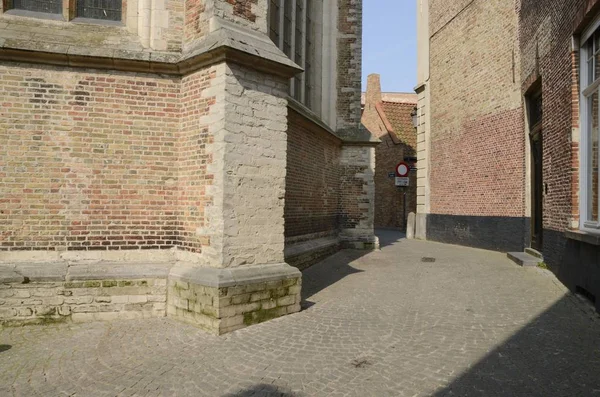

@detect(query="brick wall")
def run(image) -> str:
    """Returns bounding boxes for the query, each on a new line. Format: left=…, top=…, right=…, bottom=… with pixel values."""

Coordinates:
left=518, top=0, right=600, bottom=308
left=284, top=108, right=342, bottom=240
left=373, top=133, right=416, bottom=230
left=178, top=66, right=216, bottom=253
left=184, top=0, right=208, bottom=47
left=429, top=1, right=525, bottom=214
left=361, top=75, right=417, bottom=230
left=519, top=0, right=583, bottom=233
left=336, top=0, right=363, bottom=139
left=0, top=64, right=181, bottom=252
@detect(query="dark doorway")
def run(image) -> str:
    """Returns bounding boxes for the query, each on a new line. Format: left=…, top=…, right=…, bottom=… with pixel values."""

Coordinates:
left=528, top=89, right=543, bottom=251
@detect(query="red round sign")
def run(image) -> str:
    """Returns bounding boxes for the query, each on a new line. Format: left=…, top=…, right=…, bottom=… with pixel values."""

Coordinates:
left=396, top=162, right=410, bottom=177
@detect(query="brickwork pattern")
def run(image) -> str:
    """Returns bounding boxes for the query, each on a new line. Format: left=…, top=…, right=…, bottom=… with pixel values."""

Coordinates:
left=374, top=134, right=417, bottom=229
left=214, top=0, right=267, bottom=33
left=336, top=0, right=363, bottom=138
left=178, top=66, right=216, bottom=253
left=361, top=81, right=418, bottom=230
left=184, top=0, right=208, bottom=46
left=167, top=276, right=301, bottom=335
left=0, top=278, right=166, bottom=326
left=429, top=0, right=525, bottom=218
left=339, top=146, right=377, bottom=247
left=519, top=1, right=585, bottom=232
left=166, top=0, right=185, bottom=52
left=284, top=108, right=342, bottom=240
left=0, top=65, right=181, bottom=252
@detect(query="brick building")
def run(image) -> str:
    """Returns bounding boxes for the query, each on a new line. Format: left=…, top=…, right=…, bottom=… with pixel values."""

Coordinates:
left=417, top=0, right=600, bottom=312
left=0, top=0, right=378, bottom=333
left=361, top=74, right=417, bottom=230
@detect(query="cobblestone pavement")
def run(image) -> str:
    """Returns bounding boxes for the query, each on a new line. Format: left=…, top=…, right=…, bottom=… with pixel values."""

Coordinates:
left=2, top=230, right=600, bottom=396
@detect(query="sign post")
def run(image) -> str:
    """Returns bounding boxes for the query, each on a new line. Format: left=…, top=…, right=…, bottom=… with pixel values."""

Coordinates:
left=395, top=162, right=411, bottom=228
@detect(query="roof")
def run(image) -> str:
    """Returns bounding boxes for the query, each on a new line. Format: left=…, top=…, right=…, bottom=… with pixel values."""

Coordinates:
left=361, top=92, right=417, bottom=105
left=381, top=101, right=417, bottom=149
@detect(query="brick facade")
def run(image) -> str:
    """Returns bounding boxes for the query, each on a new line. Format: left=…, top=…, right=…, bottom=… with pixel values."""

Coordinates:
left=0, top=65, right=182, bottom=252
left=422, top=0, right=600, bottom=311
left=0, top=0, right=376, bottom=330
left=285, top=108, right=341, bottom=241
left=362, top=74, right=418, bottom=230
left=425, top=0, right=528, bottom=252
left=518, top=0, right=600, bottom=311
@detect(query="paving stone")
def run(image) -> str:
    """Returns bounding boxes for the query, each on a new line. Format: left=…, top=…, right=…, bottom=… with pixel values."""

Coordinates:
left=1, top=230, right=599, bottom=396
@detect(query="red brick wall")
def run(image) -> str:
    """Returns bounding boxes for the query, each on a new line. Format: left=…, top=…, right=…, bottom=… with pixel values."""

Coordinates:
left=178, top=67, right=215, bottom=253
left=429, top=0, right=525, bottom=218
left=184, top=0, right=207, bottom=46
left=0, top=64, right=182, bottom=251
left=519, top=0, right=586, bottom=232
left=374, top=134, right=416, bottom=229
left=284, top=109, right=341, bottom=240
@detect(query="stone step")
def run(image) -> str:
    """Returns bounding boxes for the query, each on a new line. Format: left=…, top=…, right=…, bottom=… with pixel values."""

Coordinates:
left=524, top=247, right=544, bottom=260
left=507, top=252, right=541, bottom=267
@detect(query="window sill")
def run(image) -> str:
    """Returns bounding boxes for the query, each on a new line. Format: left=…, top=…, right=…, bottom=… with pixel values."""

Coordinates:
left=4, top=9, right=64, bottom=21
left=71, top=17, right=123, bottom=27
left=565, top=230, right=600, bottom=246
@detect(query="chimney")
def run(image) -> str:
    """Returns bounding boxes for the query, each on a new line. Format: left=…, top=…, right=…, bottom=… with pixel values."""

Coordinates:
left=365, top=74, right=383, bottom=110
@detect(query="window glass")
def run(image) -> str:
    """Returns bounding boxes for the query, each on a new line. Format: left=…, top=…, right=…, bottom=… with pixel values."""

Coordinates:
left=77, top=0, right=122, bottom=21
left=13, top=0, right=61, bottom=14
left=268, top=0, right=318, bottom=111
left=269, top=0, right=280, bottom=45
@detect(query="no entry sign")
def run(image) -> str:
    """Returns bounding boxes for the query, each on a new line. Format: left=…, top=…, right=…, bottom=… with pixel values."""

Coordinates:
left=396, top=162, right=410, bottom=177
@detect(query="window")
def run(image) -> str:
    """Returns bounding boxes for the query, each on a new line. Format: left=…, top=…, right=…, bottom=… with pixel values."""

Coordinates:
left=77, top=0, right=122, bottom=21
left=12, top=0, right=62, bottom=14
left=581, top=27, right=600, bottom=229
left=268, top=0, right=319, bottom=111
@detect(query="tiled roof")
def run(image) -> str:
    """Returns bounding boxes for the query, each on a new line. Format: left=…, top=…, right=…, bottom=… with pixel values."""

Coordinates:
left=361, top=92, right=417, bottom=105
left=377, top=101, right=417, bottom=149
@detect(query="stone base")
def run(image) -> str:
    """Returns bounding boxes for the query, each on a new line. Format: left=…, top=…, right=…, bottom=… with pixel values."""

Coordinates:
left=0, top=262, right=170, bottom=327
left=284, top=235, right=341, bottom=270
left=415, top=213, right=427, bottom=240
left=0, top=261, right=302, bottom=334
left=167, top=263, right=302, bottom=335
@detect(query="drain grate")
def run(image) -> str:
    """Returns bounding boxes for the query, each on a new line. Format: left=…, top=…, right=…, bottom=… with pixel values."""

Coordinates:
left=351, top=358, right=373, bottom=368
left=421, top=257, right=436, bottom=263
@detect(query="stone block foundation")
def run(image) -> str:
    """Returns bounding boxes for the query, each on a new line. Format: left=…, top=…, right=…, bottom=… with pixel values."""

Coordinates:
left=0, top=262, right=301, bottom=334
left=167, top=263, right=301, bottom=335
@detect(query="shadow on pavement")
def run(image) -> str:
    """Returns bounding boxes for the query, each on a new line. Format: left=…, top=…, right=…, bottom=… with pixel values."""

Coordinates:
left=222, top=384, right=302, bottom=396
left=299, top=230, right=404, bottom=308
left=376, top=229, right=406, bottom=248
left=433, top=294, right=600, bottom=396
left=0, top=345, right=10, bottom=353
left=301, top=250, right=366, bottom=306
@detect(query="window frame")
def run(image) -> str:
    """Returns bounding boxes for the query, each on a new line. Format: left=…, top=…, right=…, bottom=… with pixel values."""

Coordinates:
left=3, top=0, right=125, bottom=23
left=268, top=0, right=325, bottom=115
left=580, top=25, right=600, bottom=232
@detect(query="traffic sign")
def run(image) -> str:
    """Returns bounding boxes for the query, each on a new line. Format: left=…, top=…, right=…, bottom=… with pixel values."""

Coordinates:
left=395, top=177, right=409, bottom=187
left=396, top=162, right=410, bottom=177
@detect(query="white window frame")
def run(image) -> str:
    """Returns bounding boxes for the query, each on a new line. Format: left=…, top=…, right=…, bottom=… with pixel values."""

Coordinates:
left=580, top=23, right=600, bottom=232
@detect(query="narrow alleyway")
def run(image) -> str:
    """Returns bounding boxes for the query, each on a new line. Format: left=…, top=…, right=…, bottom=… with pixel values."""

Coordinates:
left=1, top=231, right=599, bottom=396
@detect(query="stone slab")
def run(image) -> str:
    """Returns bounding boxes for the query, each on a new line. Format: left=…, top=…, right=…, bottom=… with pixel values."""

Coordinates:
left=169, top=263, right=301, bottom=288
left=507, top=252, right=541, bottom=267
left=67, top=262, right=173, bottom=281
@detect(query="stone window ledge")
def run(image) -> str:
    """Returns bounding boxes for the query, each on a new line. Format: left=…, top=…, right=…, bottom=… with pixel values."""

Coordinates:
left=565, top=230, right=600, bottom=246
